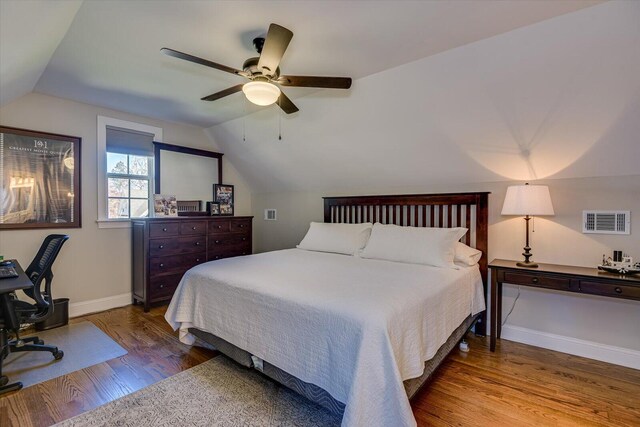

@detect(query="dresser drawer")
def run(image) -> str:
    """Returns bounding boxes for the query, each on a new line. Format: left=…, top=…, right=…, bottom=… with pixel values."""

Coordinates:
left=208, top=245, right=251, bottom=261
left=149, top=236, right=206, bottom=257
left=208, top=220, right=231, bottom=234
left=209, top=234, right=250, bottom=247
left=149, top=222, right=180, bottom=238
left=149, top=252, right=206, bottom=277
left=578, top=281, right=640, bottom=300
left=180, top=221, right=207, bottom=235
left=230, top=218, right=251, bottom=233
left=149, top=273, right=183, bottom=300
left=502, top=272, right=571, bottom=291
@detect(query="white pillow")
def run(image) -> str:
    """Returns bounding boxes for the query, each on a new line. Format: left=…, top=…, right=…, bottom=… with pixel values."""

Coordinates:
left=454, top=242, right=482, bottom=266
left=360, top=223, right=468, bottom=268
left=297, top=222, right=373, bottom=255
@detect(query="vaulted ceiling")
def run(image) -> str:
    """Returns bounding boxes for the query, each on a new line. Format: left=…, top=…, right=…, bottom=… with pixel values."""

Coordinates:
left=1, top=0, right=601, bottom=127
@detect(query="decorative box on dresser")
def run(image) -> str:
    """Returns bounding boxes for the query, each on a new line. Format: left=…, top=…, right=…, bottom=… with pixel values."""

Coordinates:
left=132, top=216, right=253, bottom=311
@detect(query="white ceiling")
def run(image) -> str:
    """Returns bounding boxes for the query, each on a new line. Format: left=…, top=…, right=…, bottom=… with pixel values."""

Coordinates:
left=2, top=0, right=601, bottom=127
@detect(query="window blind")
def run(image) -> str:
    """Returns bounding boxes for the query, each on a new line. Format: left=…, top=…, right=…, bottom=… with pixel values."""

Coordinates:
left=106, top=126, right=155, bottom=156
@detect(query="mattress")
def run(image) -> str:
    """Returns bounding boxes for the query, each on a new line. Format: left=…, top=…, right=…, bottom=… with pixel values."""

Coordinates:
left=165, top=248, right=485, bottom=427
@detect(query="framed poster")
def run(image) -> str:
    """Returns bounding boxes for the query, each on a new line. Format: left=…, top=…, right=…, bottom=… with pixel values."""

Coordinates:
left=213, top=184, right=234, bottom=216
left=0, top=126, right=81, bottom=230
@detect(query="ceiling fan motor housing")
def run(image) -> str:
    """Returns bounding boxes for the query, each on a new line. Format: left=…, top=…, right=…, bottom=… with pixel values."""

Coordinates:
left=243, top=56, right=279, bottom=79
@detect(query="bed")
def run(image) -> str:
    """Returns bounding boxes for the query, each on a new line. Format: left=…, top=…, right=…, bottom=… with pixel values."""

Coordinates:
left=166, top=192, right=489, bottom=427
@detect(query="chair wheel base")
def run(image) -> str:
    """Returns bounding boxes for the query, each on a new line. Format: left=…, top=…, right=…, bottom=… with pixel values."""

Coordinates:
left=0, top=381, right=23, bottom=396
left=53, top=349, right=64, bottom=360
left=0, top=375, right=8, bottom=387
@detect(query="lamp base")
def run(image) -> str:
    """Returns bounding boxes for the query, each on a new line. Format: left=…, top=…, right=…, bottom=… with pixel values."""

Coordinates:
left=516, top=260, right=539, bottom=268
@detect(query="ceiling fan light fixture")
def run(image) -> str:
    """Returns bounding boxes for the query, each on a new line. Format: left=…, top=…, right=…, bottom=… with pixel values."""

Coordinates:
left=242, top=81, right=281, bottom=106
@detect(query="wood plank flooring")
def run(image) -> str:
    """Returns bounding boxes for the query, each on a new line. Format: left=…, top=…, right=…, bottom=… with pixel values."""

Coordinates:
left=1, top=304, right=638, bottom=426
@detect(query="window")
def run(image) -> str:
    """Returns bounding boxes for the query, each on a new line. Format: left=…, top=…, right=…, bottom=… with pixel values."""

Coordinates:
left=106, top=153, right=152, bottom=219
left=97, top=116, right=162, bottom=227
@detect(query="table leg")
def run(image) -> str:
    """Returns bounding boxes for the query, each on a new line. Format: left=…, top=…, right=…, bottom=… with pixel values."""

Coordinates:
left=497, top=281, right=503, bottom=339
left=490, top=272, right=498, bottom=351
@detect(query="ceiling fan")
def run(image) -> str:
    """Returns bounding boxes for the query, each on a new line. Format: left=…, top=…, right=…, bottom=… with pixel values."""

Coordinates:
left=161, top=23, right=352, bottom=114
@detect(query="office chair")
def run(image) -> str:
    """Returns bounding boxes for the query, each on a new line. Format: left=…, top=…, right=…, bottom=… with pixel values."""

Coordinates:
left=0, top=234, right=69, bottom=395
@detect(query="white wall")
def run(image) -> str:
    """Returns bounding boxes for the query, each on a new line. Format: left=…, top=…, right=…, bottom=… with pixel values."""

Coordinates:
left=207, top=2, right=640, bottom=367
left=0, top=92, right=252, bottom=314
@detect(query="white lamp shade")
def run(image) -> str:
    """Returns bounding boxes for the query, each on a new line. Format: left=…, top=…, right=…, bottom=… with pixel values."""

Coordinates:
left=242, top=81, right=281, bottom=106
left=501, top=184, right=554, bottom=216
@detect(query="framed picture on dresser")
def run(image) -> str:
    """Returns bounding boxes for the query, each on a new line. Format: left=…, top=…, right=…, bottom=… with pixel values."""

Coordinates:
left=213, top=184, right=234, bottom=216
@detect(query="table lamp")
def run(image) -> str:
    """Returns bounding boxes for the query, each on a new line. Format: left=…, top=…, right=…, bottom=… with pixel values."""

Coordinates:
left=501, top=183, right=554, bottom=268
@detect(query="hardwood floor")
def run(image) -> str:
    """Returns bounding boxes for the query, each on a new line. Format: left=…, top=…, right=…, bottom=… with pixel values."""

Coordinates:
left=1, top=305, right=639, bottom=426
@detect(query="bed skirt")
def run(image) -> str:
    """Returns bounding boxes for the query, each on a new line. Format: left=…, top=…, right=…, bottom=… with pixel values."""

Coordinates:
left=189, top=313, right=479, bottom=417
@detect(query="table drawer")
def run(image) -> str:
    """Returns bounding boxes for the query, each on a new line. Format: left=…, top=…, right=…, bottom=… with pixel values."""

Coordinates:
left=230, top=218, right=251, bottom=233
left=503, top=272, right=571, bottom=290
left=149, top=222, right=180, bottom=238
left=180, top=221, right=207, bottom=235
left=208, top=219, right=231, bottom=234
left=579, top=281, right=640, bottom=300
left=149, top=236, right=206, bottom=257
left=149, top=273, right=183, bottom=299
left=149, top=252, right=206, bottom=277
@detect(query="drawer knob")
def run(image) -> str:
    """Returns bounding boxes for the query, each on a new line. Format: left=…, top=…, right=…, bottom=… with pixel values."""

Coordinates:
left=215, top=240, right=220, bottom=244
left=196, top=258, right=201, bottom=262
left=239, top=224, right=245, bottom=228
left=195, top=242, right=201, bottom=246
left=192, top=226, right=197, bottom=230
left=215, top=255, right=220, bottom=259
left=242, top=237, right=246, bottom=241
left=615, top=287, right=622, bottom=294
left=532, top=277, right=539, bottom=284
left=162, top=228, right=167, bottom=232
left=159, top=263, right=164, bottom=268
left=159, top=245, right=164, bottom=249
left=217, top=225, right=222, bottom=229
left=159, top=284, right=164, bottom=289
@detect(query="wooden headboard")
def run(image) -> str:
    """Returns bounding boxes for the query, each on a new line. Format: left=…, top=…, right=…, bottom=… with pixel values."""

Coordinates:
left=323, top=192, right=490, bottom=335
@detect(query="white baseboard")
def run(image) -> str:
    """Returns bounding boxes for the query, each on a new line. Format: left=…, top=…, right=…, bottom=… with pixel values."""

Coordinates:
left=69, top=293, right=132, bottom=318
left=501, top=325, right=640, bottom=370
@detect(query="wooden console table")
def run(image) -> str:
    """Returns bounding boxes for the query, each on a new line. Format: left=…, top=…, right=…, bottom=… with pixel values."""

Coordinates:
left=488, top=259, right=640, bottom=351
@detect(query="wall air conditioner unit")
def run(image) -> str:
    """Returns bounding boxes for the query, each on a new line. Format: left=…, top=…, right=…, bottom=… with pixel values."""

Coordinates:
left=582, top=210, right=630, bottom=235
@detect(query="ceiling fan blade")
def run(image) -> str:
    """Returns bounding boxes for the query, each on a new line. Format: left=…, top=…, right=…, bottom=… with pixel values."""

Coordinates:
left=278, top=91, right=299, bottom=114
left=201, top=84, right=244, bottom=101
left=277, top=75, right=352, bottom=89
left=257, top=24, right=293, bottom=77
left=161, top=47, right=247, bottom=77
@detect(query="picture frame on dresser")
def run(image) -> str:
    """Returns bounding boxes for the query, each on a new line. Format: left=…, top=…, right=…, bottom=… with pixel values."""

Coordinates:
left=213, top=184, right=234, bottom=216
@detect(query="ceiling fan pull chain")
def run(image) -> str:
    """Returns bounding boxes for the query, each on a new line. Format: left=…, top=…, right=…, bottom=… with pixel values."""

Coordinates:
left=278, top=99, right=282, bottom=141
left=243, top=97, right=247, bottom=142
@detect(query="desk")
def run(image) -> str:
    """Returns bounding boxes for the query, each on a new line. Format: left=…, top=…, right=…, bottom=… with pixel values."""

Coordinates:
left=488, top=259, right=640, bottom=352
left=0, top=260, right=33, bottom=332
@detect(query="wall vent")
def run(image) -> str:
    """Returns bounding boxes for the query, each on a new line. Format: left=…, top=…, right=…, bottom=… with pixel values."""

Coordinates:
left=582, top=210, right=630, bottom=235
left=264, top=209, right=277, bottom=221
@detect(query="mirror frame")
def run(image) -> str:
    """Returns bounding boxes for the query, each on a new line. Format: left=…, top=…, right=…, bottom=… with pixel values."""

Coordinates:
left=153, top=142, right=223, bottom=195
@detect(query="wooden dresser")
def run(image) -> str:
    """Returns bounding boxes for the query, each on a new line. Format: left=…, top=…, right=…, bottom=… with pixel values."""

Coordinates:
left=132, top=216, right=253, bottom=311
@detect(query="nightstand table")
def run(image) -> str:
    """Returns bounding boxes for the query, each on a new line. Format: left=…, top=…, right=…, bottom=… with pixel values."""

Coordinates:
left=488, top=259, right=640, bottom=351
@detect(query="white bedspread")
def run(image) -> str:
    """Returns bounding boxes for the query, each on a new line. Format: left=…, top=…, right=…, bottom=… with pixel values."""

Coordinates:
left=165, top=249, right=485, bottom=427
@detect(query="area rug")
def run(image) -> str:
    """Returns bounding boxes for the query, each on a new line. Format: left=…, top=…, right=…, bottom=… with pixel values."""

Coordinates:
left=54, top=355, right=342, bottom=427
left=4, top=321, right=127, bottom=388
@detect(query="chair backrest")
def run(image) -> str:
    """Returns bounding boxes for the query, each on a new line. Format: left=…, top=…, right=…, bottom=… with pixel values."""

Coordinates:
left=24, top=234, right=69, bottom=308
